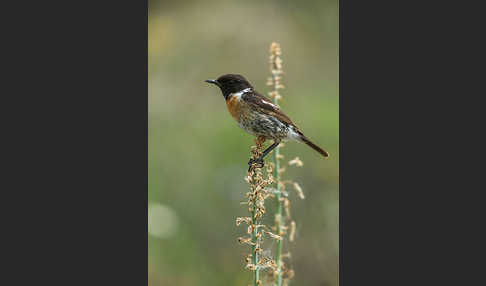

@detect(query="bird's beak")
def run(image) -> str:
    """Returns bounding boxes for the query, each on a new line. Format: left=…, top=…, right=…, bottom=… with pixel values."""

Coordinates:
left=205, top=79, right=220, bottom=87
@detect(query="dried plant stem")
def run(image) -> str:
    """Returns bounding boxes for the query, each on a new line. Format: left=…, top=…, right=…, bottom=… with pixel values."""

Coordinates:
left=249, top=164, right=260, bottom=286
left=274, top=146, right=283, bottom=286
left=251, top=201, right=260, bottom=286
left=242, top=137, right=270, bottom=286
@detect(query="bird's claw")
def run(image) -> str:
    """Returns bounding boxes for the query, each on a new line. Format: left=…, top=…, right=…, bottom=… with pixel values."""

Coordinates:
left=248, top=158, right=265, bottom=171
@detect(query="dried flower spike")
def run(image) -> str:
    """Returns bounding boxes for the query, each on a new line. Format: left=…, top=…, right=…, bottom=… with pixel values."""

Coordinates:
left=288, top=156, right=304, bottom=167
left=293, top=182, right=305, bottom=199
left=266, top=231, right=283, bottom=241
left=289, top=221, right=296, bottom=242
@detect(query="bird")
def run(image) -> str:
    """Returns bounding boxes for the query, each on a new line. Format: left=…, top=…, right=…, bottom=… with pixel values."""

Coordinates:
left=205, top=74, right=328, bottom=169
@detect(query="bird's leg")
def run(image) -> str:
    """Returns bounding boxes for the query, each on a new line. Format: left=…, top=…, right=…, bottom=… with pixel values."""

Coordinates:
left=248, top=140, right=281, bottom=170
left=260, top=140, right=281, bottom=160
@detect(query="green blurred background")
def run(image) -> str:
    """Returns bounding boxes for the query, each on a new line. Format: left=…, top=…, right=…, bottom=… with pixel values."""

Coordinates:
left=148, top=0, right=338, bottom=285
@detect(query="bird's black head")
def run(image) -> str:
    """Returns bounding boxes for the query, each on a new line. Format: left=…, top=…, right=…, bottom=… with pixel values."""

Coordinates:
left=205, top=74, right=253, bottom=99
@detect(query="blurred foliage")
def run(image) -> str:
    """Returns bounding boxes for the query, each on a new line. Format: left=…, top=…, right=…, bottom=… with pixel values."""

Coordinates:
left=148, top=0, right=338, bottom=285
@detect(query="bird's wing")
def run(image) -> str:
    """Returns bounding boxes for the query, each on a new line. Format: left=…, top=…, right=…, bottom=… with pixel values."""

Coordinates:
left=242, top=90, right=299, bottom=129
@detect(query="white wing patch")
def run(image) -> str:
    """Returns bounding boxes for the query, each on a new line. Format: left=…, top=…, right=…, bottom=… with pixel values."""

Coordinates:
left=233, top=88, right=280, bottom=110
left=260, top=100, right=279, bottom=109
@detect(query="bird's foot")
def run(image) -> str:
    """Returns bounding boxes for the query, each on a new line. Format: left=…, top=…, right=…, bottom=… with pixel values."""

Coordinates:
left=248, top=157, right=265, bottom=172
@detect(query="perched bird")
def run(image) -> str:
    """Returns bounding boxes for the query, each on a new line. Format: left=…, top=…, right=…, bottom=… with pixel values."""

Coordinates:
left=205, top=74, right=328, bottom=168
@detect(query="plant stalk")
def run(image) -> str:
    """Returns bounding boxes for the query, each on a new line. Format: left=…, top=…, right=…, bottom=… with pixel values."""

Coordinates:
left=249, top=166, right=260, bottom=286
left=273, top=89, right=283, bottom=286
left=252, top=202, right=260, bottom=286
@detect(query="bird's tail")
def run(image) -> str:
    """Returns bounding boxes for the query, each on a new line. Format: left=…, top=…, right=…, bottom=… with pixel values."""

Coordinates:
left=300, top=135, right=329, bottom=158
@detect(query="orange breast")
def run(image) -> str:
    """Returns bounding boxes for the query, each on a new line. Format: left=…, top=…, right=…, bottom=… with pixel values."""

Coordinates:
left=226, top=96, right=241, bottom=121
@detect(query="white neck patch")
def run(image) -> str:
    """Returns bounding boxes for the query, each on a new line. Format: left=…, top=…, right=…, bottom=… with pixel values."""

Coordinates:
left=230, top=88, right=252, bottom=99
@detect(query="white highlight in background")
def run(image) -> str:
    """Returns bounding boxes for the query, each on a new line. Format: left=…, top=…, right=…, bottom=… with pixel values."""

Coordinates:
left=148, top=202, right=178, bottom=239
